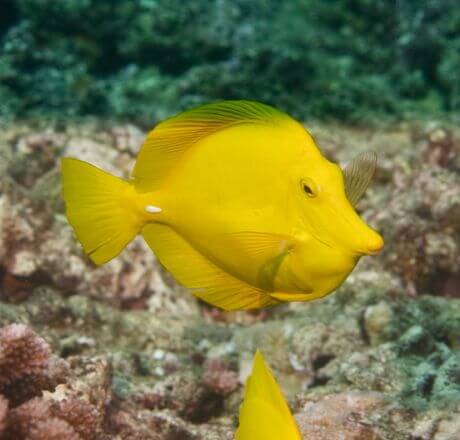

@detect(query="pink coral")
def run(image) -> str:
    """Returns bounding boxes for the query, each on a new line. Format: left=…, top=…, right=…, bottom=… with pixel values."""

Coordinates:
left=6, top=398, right=79, bottom=440
left=27, top=418, right=82, bottom=440
left=53, top=398, right=99, bottom=440
left=0, top=324, right=65, bottom=406
left=0, top=323, right=102, bottom=439
left=0, top=323, right=51, bottom=387
left=4, top=396, right=99, bottom=440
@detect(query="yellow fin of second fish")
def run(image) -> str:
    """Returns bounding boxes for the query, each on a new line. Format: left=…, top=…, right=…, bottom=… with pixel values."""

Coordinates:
left=236, top=350, right=302, bottom=440
left=141, top=224, right=280, bottom=310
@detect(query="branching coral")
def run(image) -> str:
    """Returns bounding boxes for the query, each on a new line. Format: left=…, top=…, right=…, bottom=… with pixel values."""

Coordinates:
left=0, top=324, right=100, bottom=439
left=5, top=397, right=98, bottom=440
left=6, top=399, right=61, bottom=439
left=0, top=323, right=51, bottom=386
left=52, top=397, right=99, bottom=440
left=0, top=323, right=65, bottom=407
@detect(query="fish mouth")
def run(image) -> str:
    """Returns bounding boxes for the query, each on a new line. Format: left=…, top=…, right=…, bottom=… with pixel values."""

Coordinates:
left=329, top=205, right=384, bottom=256
left=351, top=238, right=384, bottom=256
left=353, top=249, right=373, bottom=257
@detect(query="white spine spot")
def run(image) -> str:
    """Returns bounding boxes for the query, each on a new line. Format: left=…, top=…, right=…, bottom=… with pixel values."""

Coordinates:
left=145, top=205, right=162, bottom=214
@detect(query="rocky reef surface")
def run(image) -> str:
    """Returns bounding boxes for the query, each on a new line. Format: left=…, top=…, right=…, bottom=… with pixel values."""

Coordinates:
left=0, top=119, right=459, bottom=439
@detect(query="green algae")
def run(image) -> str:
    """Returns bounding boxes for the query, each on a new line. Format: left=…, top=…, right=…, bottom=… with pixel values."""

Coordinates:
left=1, top=0, right=460, bottom=122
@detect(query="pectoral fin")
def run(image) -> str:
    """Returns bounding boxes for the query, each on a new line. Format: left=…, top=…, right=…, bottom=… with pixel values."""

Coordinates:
left=214, top=231, right=297, bottom=291
left=257, top=252, right=291, bottom=292
left=343, top=151, right=377, bottom=206
left=215, top=231, right=296, bottom=261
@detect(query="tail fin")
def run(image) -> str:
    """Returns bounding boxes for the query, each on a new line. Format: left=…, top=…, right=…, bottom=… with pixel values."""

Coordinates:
left=61, top=158, right=143, bottom=265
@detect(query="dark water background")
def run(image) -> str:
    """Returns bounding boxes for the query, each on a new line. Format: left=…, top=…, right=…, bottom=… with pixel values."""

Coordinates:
left=1, top=0, right=459, bottom=124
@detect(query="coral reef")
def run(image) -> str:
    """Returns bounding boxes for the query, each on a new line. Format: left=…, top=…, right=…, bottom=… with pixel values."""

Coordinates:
left=1, top=0, right=460, bottom=122
left=0, top=120, right=459, bottom=438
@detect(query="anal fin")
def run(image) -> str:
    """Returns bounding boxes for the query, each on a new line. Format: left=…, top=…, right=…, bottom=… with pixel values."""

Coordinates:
left=142, top=224, right=280, bottom=311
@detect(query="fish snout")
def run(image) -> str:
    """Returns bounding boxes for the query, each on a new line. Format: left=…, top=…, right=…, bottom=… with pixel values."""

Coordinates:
left=365, top=232, right=384, bottom=255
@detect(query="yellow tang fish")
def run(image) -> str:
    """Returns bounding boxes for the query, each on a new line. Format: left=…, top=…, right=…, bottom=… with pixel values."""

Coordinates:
left=61, top=100, right=383, bottom=310
left=236, top=350, right=301, bottom=440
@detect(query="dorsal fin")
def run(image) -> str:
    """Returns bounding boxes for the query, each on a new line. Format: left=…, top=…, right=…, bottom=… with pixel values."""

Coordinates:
left=132, top=100, right=290, bottom=191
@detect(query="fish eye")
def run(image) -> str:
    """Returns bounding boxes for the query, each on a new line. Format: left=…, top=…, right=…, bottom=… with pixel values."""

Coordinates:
left=303, top=184, right=314, bottom=196
left=300, top=178, right=318, bottom=198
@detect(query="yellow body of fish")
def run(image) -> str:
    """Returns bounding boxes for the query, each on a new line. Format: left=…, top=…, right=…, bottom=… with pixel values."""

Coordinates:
left=236, top=350, right=301, bottom=439
left=62, top=100, right=383, bottom=310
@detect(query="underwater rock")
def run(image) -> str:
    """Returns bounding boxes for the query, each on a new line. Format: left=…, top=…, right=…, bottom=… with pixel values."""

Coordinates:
left=434, top=416, right=460, bottom=440
left=363, top=302, right=393, bottom=346
left=423, top=127, right=460, bottom=170
left=378, top=163, right=460, bottom=297
left=202, top=358, right=239, bottom=396
left=0, top=394, right=7, bottom=435
left=296, top=391, right=386, bottom=440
